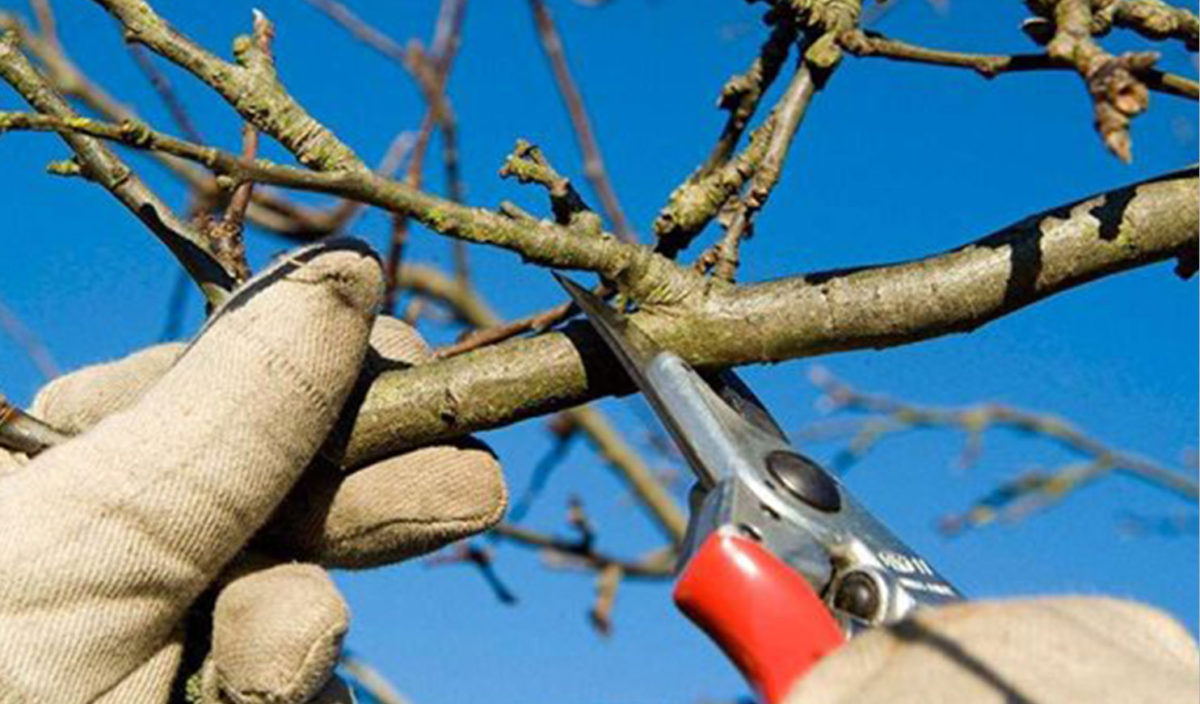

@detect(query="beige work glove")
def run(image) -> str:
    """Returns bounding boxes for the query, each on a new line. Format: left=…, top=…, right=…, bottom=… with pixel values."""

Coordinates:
left=0, top=240, right=507, bottom=703
left=784, top=596, right=1200, bottom=703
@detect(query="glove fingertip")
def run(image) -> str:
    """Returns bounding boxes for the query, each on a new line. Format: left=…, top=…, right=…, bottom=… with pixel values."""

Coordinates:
left=210, top=561, right=349, bottom=704
left=29, top=343, right=185, bottom=433
left=367, top=315, right=433, bottom=367
left=267, top=440, right=508, bottom=569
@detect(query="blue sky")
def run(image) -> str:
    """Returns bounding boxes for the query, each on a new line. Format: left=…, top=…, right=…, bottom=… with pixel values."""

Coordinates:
left=0, top=1, right=1196, bottom=702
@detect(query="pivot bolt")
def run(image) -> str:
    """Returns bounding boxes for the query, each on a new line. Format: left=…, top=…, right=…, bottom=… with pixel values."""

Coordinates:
left=833, top=571, right=881, bottom=622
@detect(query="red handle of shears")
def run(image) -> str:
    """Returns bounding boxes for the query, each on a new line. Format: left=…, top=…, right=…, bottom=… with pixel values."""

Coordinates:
left=673, top=531, right=845, bottom=704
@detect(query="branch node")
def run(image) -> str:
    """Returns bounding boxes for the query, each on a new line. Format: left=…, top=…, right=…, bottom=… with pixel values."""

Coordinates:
left=499, top=139, right=599, bottom=235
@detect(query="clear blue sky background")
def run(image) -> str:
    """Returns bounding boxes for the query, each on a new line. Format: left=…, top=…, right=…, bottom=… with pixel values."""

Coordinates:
left=0, top=1, right=1196, bottom=702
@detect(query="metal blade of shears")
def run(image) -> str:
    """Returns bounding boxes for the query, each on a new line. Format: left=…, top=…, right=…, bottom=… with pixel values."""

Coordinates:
left=554, top=273, right=754, bottom=490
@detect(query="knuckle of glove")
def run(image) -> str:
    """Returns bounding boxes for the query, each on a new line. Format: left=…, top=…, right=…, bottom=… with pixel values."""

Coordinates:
left=262, top=438, right=508, bottom=569
left=207, top=562, right=349, bottom=704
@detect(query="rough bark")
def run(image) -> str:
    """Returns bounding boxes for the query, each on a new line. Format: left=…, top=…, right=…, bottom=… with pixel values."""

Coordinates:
left=341, top=168, right=1198, bottom=466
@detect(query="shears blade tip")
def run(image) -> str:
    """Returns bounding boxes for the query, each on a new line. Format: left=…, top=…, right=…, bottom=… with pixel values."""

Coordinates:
left=552, top=272, right=663, bottom=378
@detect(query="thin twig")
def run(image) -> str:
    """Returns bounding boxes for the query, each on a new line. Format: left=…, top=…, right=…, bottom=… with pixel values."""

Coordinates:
left=528, top=0, right=635, bottom=242
left=300, top=0, right=408, bottom=63
left=210, top=11, right=275, bottom=283
left=425, top=542, right=518, bottom=604
left=0, top=297, right=59, bottom=380
left=700, top=14, right=798, bottom=177
left=840, top=29, right=1198, bottom=100
left=28, top=0, right=58, bottom=50
left=0, top=35, right=235, bottom=304
left=588, top=562, right=623, bottom=636
left=381, top=0, right=469, bottom=313
left=126, top=44, right=206, bottom=144
left=339, top=653, right=412, bottom=704
left=96, top=0, right=365, bottom=171
left=700, top=60, right=819, bottom=280
left=492, top=524, right=673, bottom=579
left=808, top=367, right=1200, bottom=501
left=437, top=301, right=574, bottom=358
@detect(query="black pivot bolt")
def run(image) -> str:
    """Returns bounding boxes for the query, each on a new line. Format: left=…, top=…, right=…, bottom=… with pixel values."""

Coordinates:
left=833, top=571, right=881, bottom=622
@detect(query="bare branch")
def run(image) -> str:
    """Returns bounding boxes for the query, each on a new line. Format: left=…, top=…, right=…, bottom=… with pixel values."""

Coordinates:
left=492, top=524, right=673, bottom=579
left=940, top=460, right=1112, bottom=534
left=0, top=297, right=59, bottom=380
left=93, top=0, right=366, bottom=171
left=1029, top=0, right=1159, bottom=162
left=1099, top=0, right=1199, bottom=50
left=655, top=34, right=823, bottom=260
left=208, top=11, right=277, bottom=283
left=704, top=61, right=819, bottom=281
left=840, top=30, right=1198, bottom=100
left=808, top=368, right=1200, bottom=501
left=29, top=0, right=59, bottom=49
left=588, top=563, right=623, bottom=635
left=528, top=0, right=635, bottom=242
left=380, top=0, right=469, bottom=313
left=702, top=13, right=798, bottom=176
left=0, top=11, right=352, bottom=241
left=0, top=77, right=1192, bottom=476
left=343, top=168, right=1198, bottom=464
left=339, top=653, right=412, bottom=704
left=126, top=44, right=205, bottom=144
left=0, top=34, right=235, bottom=304
left=394, top=265, right=688, bottom=542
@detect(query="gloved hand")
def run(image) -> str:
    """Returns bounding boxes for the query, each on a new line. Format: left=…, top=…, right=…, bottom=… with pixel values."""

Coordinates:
left=783, top=596, right=1200, bottom=703
left=0, top=240, right=507, bottom=703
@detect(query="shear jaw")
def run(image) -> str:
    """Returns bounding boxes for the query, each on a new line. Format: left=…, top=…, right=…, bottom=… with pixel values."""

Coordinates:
left=550, top=272, right=961, bottom=634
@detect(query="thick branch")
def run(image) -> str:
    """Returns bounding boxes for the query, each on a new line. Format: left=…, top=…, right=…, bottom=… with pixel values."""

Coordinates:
left=343, top=168, right=1198, bottom=465
left=702, top=15, right=797, bottom=175
left=395, top=265, right=687, bottom=542
left=5, top=112, right=1192, bottom=468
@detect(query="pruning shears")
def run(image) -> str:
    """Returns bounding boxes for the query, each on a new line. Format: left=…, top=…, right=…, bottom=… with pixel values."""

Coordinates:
left=554, top=274, right=963, bottom=704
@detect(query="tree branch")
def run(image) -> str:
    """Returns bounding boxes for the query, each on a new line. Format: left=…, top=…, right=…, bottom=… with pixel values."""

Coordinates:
left=840, top=29, right=1198, bottom=100
left=93, top=0, right=366, bottom=172
left=492, top=524, right=672, bottom=579
left=0, top=10, right=353, bottom=242
left=527, top=0, right=635, bottom=242
left=2, top=109, right=1192, bottom=472
left=394, top=265, right=687, bottom=543
left=1028, top=0, right=1161, bottom=161
left=808, top=368, right=1200, bottom=501
left=1099, top=0, right=1199, bottom=51
left=0, top=34, right=235, bottom=304
left=343, top=167, right=1198, bottom=465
